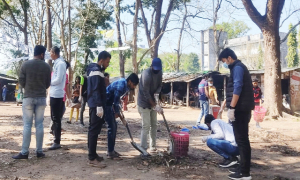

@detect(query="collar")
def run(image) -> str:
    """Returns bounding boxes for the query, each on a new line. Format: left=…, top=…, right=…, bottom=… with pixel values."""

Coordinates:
left=53, top=57, right=64, bottom=64
left=228, top=60, right=241, bottom=70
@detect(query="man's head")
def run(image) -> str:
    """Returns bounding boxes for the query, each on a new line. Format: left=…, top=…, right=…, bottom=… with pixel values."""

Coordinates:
left=98, top=51, right=111, bottom=70
left=50, top=46, right=60, bottom=60
left=208, top=78, right=213, bottom=86
left=218, top=48, right=237, bottom=68
left=204, top=114, right=215, bottom=130
left=252, top=78, right=258, bottom=87
left=151, top=58, right=162, bottom=74
left=203, top=74, right=208, bottom=80
left=127, top=73, right=139, bottom=90
left=75, top=76, right=81, bottom=84
left=34, top=45, right=46, bottom=60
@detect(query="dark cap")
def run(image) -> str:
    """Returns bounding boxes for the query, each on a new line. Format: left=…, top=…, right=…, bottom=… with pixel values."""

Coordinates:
left=208, top=78, right=213, bottom=82
left=252, top=78, right=258, bottom=82
left=151, top=58, right=162, bottom=71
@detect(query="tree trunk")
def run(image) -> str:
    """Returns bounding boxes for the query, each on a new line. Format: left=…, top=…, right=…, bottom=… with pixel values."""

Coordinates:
left=133, top=0, right=140, bottom=104
left=262, top=28, right=283, bottom=117
left=176, top=2, right=187, bottom=72
left=23, top=0, right=28, bottom=45
left=115, top=0, right=125, bottom=77
left=68, top=0, right=72, bottom=89
left=46, top=0, right=52, bottom=52
left=84, top=48, right=90, bottom=66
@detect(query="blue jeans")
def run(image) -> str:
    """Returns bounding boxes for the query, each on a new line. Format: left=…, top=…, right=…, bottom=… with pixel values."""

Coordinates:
left=104, top=106, right=117, bottom=153
left=197, top=100, right=208, bottom=124
left=207, top=138, right=239, bottom=159
left=2, top=92, right=6, bottom=101
left=21, top=97, right=46, bottom=155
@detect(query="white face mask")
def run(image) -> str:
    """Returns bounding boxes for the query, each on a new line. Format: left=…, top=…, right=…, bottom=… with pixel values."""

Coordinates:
left=208, top=83, right=213, bottom=86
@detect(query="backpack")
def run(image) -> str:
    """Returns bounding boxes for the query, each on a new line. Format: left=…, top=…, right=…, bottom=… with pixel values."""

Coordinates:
left=80, top=75, right=88, bottom=98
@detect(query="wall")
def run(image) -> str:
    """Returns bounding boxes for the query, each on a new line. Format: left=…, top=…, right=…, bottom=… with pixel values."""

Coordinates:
left=290, top=70, right=300, bottom=112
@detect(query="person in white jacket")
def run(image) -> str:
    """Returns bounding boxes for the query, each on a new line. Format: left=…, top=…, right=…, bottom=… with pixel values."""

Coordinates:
left=202, top=114, right=239, bottom=168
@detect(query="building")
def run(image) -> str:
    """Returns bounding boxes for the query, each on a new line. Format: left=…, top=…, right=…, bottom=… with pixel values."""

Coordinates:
left=227, top=32, right=288, bottom=68
left=200, top=29, right=227, bottom=71
left=200, top=29, right=288, bottom=71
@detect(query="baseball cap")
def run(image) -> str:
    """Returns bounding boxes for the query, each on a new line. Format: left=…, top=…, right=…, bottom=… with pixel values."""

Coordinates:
left=151, top=58, right=162, bottom=71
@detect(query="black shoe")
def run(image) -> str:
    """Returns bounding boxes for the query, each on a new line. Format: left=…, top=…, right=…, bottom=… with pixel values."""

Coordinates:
left=37, top=152, right=45, bottom=158
left=229, top=166, right=240, bottom=174
left=228, top=172, right=252, bottom=180
left=219, top=157, right=238, bottom=168
left=49, top=143, right=61, bottom=150
left=96, top=155, right=104, bottom=162
left=12, top=153, right=28, bottom=160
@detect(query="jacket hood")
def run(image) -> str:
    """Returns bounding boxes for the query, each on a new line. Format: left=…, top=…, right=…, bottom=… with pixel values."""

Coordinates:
left=87, top=63, right=101, bottom=76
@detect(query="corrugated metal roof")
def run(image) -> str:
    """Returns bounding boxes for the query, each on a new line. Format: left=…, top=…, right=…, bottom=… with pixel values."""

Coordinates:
left=249, top=67, right=300, bottom=75
left=162, top=71, right=223, bottom=83
left=0, top=74, right=17, bottom=81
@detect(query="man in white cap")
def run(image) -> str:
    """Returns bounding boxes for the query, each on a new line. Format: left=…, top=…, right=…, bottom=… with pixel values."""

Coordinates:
left=138, top=58, right=163, bottom=157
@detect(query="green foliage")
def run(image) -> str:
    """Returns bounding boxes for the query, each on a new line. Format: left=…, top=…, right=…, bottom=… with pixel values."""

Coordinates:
left=286, top=23, right=299, bottom=67
left=180, top=53, right=200, bottom=73
left=5, top=50, right=27, bottom=78
left=257, top=43, right=264, bottom=69
left=212, top=20, right=251, bottom=39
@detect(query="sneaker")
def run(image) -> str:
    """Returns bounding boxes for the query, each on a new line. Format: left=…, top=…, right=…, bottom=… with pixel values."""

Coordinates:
left=140, top=153, right=151, bottom=160
left=95, top=155, right=104, bottom=162
left=88, top=159, right=106, bottom=168
left=37, top=152, right=45, bottom=158
left=12, top=153, right=28, bottom=160
left=228, top=172, right=252, bottom=180
left=229, top=166, right=240, bottom=174
left=66, top=121, right=71, bottom=124
left=107, top=151, right=123, bottom=160
left=49, top=143, right=61, bottom=150
left=219, top=157, right=238, bottom=168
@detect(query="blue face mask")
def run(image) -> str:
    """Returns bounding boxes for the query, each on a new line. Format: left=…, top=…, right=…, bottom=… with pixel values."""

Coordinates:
left=223, top=62, right=229, bottom=69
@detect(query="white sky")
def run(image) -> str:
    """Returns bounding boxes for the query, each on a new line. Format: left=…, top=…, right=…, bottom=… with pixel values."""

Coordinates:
left=1, top=0, right=300, bottom=74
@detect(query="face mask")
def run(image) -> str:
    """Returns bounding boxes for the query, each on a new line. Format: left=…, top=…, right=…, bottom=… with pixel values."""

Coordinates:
left=152, top=70, right=160, bottom=74
left=223, top=62, right=229, bottom=69
left=208, top=83, right=213, bottom=86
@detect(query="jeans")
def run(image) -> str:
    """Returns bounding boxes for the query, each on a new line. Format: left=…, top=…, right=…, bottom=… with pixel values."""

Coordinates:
left=88, top=107, right=105, bottom=160
left=105, top=106, right=117, bottom=153
left=232, top=110, right=252, bottom=175
left=197, top=100, right=209, bottom=124
left=80, top=96, right=87, bottom=125
left=207, top=138, right=239, bottom=159
left=138, top=106, right=157, bottom=150
left=50, top=97, right=64, bottom=144
left=2, top=92, right=6, bottom=101
left=21, top=97, right=46, bottom=155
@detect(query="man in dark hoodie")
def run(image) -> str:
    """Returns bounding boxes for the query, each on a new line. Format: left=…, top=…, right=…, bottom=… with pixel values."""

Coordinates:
left=86, top=51, right=111, bottom=168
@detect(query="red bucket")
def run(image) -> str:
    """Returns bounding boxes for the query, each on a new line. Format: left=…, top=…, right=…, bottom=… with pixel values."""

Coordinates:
left=253, top=106, right=267, bottom=122
left=171, top=132, right=189, bottom=157
left=210, top=105, right=221, bottom=119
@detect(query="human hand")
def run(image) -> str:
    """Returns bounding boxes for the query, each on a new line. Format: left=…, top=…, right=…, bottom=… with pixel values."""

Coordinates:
left=227, top=109, right=235, bottom=122
left=154, top=105, right=163, bottom=114
left=47, top=96, right=50, bottom=106
left=79, top=96, right=82, bottom=103
left=202, top=136, right=208, bottom=143
left=96, top=106, right=104, bottom=118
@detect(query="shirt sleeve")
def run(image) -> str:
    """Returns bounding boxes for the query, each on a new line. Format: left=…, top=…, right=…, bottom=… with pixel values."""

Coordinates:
left=113, top=82, right=126, bottom=114
left=19, top=63, right=26, bottom=88
left=141, top=72, right=152, bottom=101
left=155, top=72, right=163, bottom=94
left=207, top=122, right=225, bottom=140
left=51, top=62, right=66, bottom=86
left=232, top=66, right=244, bottom=96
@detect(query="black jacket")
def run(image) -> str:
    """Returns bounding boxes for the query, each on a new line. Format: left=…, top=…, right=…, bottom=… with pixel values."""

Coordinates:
left=86, top=63, right=106, bottom=108
left=226, top=60, right=254, bottom=111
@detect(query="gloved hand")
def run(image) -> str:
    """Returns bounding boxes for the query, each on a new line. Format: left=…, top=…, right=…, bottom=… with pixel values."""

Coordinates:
left=96, top=106, right=104, bottom=118
left=79, top=96, right=82, bottom=103
left=227, top=109, right=235, bottom=122
left=66, top=98, right=71, bottom=107
left=202, top=136, right=208, bottom=143
left=154, top=105, right=163, bottom=114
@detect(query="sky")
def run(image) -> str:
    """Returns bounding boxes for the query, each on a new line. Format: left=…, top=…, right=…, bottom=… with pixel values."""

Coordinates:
left=1, top=0, right=300, bottom=74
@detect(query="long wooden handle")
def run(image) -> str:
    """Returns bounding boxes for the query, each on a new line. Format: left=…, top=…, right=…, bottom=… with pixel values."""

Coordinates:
left=162, top=113, right=171, bottom=134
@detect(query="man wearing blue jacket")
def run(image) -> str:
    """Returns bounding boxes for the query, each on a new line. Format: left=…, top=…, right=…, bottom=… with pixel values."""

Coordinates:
left=86, top=51, right=111, bottom=168
left=105, top=73, right=139, bottom=160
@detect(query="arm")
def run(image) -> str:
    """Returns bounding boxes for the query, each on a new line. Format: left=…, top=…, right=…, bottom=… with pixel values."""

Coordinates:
left=19, top=63, right=26, bottom=88
left=45, top=67, right=51, bottom=89
left=205, top=85, right=209, bottom=97
left=207, top=122, right=225, bottom=140
left=213, top=87, right=219, bottom=103
left=230, top=66, right=244, bottom=108
left=155, top=71, right=163, bottom=94
left=51, top=62, right=66, bottom=86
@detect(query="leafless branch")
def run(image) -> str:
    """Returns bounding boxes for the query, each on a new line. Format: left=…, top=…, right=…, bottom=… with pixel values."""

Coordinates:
left=280, top=8, right=300, bottom=27
left=224, top=0, right=244, bottom=10
left=280, top=21, right=300, bottom=44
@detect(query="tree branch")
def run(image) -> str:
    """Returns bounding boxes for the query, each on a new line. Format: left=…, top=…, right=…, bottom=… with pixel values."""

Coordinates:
left=280, top=8, right=300, bottom=27
left=139, top=2, right=151, bottom=46
left=1, top=0, right=25, bottom=32
left=241, top=0, right=265, bottom=29
left=224, top=0, right=244, bottom=10
left=280, top=21, right=300, bottom=44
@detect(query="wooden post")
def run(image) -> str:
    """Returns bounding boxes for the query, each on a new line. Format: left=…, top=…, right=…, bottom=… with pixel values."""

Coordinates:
left=186, top=82, right=190, bottom=107
left=170, top=82, right=173, bottom=105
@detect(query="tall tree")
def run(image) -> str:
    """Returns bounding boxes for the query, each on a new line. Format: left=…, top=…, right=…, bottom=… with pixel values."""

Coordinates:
left=176, top=1, right=187, bottom=72
left=286, top=23, right=299, bottom=67
left=115, top=0, right=125, bottom=77
left=139, top=0, right=176, bottom=58
left=242, top=0, right=285, bottom=117
left=213, top=20, right=251, bottom=39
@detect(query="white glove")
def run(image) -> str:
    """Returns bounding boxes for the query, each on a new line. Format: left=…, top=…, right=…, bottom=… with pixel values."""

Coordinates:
left=227, top=109, right=235, bottom=122
left=202, top=136, right=208, bottom=143
left=96, top=106, right=104, bottom=118
left=47, top=96, right=50, bottom=106
left=79, top=96, right=82, bottom=103
left=154, top=105, right=163, bottom=114
left=66, top=98, right=71, bottom=107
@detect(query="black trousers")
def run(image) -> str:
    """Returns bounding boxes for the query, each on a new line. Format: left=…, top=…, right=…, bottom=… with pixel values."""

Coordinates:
left=80, top=96, right=87, bottom=125
left=232, top=110, right=252, bottom=175
left=88, top=107, right=105, bottom=160
left=50, top=97, right=64, bottom=144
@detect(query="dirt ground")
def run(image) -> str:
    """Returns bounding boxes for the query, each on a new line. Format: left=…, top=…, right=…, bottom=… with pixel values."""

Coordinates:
left=0, top=102, right=300, bottom=180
